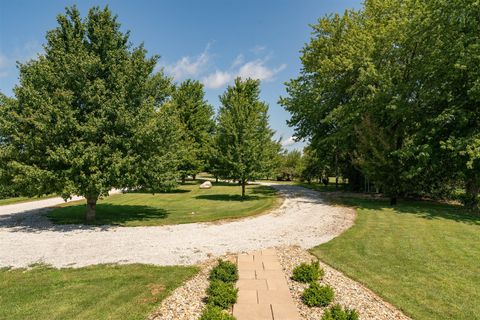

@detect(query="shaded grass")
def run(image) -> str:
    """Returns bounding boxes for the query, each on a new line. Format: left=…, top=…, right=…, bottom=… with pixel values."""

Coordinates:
left=47, top=181, right=280, bottom=226
left=308, top=194, right=480, bottom=320
left=0, top=264, right=198, bottom=320
left=0, top=194, right=57, bottom=206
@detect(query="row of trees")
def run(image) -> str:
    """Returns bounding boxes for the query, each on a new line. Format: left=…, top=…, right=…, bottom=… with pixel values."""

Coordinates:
left=0, top=6, right=280, bottom=220
left=280, top=0, right=480, bottom=209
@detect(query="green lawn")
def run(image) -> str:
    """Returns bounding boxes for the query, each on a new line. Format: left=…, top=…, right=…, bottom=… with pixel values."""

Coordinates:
left=309, top=195, right=480, bottom=320
left=47, top=181, right=279, bottom=226
left=0, top=194, right=56, bottom=206
left=0, top=264, right=198, bottom=320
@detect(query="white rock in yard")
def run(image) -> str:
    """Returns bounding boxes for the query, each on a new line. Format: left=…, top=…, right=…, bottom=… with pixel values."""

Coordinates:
left=199, top=181, right=212, bottom=189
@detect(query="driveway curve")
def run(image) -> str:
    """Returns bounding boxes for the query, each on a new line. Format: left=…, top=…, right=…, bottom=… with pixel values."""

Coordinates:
left=0, top=184, right=355, bottom=268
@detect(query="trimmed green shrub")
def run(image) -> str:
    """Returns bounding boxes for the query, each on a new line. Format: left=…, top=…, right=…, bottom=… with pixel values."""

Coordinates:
left=302, top=282, right=334, bottom=307
left=209, top=260, right=238, bottom=283
left=321, top=304, right=359, bottom=320
left=199, top=305, right=237, bottom=320
left=207, top=280, right=238, bottom=309
left=292, top=260, right=324, bottom=283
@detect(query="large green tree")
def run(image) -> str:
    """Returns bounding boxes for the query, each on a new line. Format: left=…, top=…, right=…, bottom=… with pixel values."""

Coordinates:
left=0, top=6, right=180, bottom=220
left=281, top=0, right=479, bottom=207
left=404, top=0, right=480, bottom=209
left=216, top=78, right=276, bottom=198
left=169, top=79, right=215, bottom=182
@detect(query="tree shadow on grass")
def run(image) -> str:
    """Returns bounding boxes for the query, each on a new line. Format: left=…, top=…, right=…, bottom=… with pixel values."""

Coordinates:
left=127, top=188, right=190, bottom=194
left=332, top=196, right=480, bottom=226
left=2, top=204, right=169, bottom=233
left=48, top=204, right=169, bottom=226
left=195, top=194, right=260, bottom=201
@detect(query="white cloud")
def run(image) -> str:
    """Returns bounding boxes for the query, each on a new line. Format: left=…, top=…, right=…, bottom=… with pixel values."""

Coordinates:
left=161, top=43, right=286, bottom=89
left=281, top=136, right=296, bottom=147
left=202, top=58, right=286, bottom=89
left=251, top=45, right=266, bottom=55
left=161, top=44, right=211, bottom=80
left=202, top=70, right=232, bottom=89
left=231, top=54, right=244, bottom=67
left=237, top=60, right=286, bottom=82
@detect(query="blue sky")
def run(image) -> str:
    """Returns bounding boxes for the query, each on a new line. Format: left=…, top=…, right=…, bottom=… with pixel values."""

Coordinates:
left=0, top=0, right=361, bottom=150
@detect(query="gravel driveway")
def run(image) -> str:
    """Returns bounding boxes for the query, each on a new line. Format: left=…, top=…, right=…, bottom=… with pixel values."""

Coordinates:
left=0, top=184, right=355, bottom=268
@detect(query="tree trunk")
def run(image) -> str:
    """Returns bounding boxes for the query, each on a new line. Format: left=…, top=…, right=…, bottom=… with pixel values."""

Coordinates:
left=216, top=176, right=219, bottom=183
left=241, top=179, right=246, bottom=199
left=390, top=196, right=397, bottom=206
left=465, top=174, right=479, bottom=210
left=181, top=176, right=185, bottom=184
left=335, top=149, right=339, bottom=191
left=86, top=195, right=98, bottom=222
left=193, top=174, right=196, bottom=181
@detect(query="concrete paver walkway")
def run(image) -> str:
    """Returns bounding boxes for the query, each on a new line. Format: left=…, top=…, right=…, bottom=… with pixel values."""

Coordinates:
left=233, top=249, right=300, bottom=320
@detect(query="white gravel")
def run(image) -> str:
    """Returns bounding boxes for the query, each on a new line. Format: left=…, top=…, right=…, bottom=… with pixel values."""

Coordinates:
left=0, top=184, right=355, bottom=268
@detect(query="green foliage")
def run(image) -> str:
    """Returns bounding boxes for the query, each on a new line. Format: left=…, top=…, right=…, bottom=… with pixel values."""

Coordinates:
left=302, top=282, right=334, bottom=307
left=280, top=0, right=480, bottom=207
left=209, top=260, right=238, bottom=283
left=206, top=280, right=238, bottom=309
left=216, top=78, right=279, bottom=197
left=169, top=79, right=215, bottom=180
left=199, top=305, right=236, bottom=320
left=0, top=6, right=181, bottom=219
left=277, top=149, right=303, bottom=181
left=292, top=261, right=323, bottom=283
left=321, top=304, right=359, bottom=320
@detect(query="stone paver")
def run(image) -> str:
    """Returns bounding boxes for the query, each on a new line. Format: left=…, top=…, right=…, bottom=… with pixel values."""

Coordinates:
left=233, top=249, right=301, bottom=320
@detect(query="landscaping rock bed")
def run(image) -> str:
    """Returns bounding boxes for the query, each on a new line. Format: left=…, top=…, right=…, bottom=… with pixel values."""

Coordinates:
left=148, top=259, right=214, bottom=320
left=276, top=246, right=411, bottom=320
left=149, top=255, right=237, bottom=320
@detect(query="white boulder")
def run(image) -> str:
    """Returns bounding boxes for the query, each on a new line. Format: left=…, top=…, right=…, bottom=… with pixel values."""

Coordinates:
left=199, top=181, right=213, bottom=189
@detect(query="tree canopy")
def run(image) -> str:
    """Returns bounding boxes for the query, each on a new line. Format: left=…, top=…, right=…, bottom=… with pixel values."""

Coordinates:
left=216, top=78, right=277, bottom=198
left=0, top=6, right=181, bottom=220
left=280, top=0, right=480, bottom=208
left=169, top=79, right=215, bottom=182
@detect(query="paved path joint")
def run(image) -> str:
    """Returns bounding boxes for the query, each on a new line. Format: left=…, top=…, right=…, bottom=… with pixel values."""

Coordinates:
left=233, top=249, right=301, bottom=320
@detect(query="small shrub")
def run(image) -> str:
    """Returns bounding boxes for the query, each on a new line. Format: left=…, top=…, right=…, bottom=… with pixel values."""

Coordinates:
left=302, top=282, right=334, bottom=307
left=207, top=280, right=237, bottom=309
left=200, top=305, right=236, bottom=320
left=321, top=304, right=359, bottom=320
left=209, top=260, right=238, bottom=283
left=292, top=260, right=324, bottom=283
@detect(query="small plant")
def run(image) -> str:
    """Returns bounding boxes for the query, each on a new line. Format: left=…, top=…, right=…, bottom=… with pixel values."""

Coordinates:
left=321, top=304, right=359, bottom=320
left=292, top=260, right=324, bottom=283
left=302, top=282, right=334, bottom=307
left=200, top=305, right=237, bottom=320
left=207, top=280, right=238, bottom=309
left=209, top=260, right=238, bottom=283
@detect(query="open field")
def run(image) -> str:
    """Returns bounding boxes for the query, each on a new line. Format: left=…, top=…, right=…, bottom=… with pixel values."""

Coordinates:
left=47, top=181, right=279, bottom=226
left=0, top=264, right=198, bottom=320
left=309, top=194, right=480, bottom=320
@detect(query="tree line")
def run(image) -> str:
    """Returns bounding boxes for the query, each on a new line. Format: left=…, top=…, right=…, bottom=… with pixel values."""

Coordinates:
left=280, top=0, right=479, bottom=209
left=0, top=6, right=280, bottom=220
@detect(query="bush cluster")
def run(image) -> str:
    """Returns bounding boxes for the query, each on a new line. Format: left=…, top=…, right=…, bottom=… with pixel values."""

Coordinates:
left=199, top=259, right=239, bottom=319
left=199, top=305, right=236, bottom=320
left=302, top=282, right=334, bottom=307
left=209, top=260, right=238, bottom=283
left=321, top=304, right=359, bottom=320
left=207, top=280, right=238, bottom=309
left=292, top=260, right=323, bottom=283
